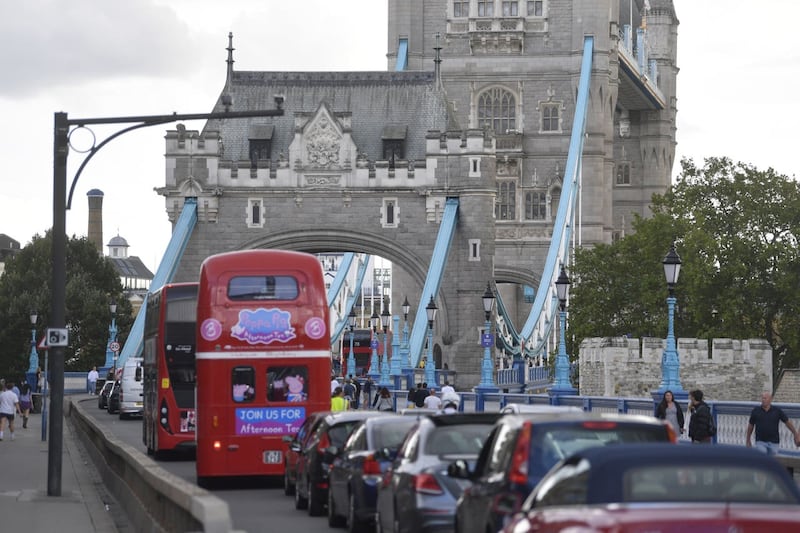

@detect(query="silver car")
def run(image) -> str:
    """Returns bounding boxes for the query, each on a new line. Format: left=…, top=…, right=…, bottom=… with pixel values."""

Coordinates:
left=375, top=413, right=501, bottom=533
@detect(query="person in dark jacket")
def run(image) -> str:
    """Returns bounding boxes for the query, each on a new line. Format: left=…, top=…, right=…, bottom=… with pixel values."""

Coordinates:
left=688, top=389, right=714, bottom=443
left=414, top=382, right=428, bottom=408
left=655, top=390, right=685, bottom=436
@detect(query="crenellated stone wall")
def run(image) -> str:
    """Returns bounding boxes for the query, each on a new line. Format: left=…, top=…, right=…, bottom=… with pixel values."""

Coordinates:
left=578, top=337, right=773, bottom=401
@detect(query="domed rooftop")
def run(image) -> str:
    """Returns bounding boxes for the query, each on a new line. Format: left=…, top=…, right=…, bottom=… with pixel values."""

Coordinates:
left=108, top=235, right=129, bottom=247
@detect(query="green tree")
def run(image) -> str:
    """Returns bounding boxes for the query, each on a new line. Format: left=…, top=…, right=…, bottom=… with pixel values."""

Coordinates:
left=569, top=157, right=800, bottom=379
left=0, top=232, right=134, bottom=378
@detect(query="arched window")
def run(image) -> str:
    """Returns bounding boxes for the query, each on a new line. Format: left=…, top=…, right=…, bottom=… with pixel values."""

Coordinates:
left=478, top=88, right=516, bottom=133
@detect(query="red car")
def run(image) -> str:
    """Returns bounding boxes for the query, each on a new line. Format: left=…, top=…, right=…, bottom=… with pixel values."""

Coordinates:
left=503, top=443, right=800, bottom=533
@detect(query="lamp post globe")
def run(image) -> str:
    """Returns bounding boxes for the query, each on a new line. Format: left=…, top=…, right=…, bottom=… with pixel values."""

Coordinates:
left=658, top=242, right=686, bottom=398
left=424, top=296, right=437, bottom=386
left=476, top=283, right=498, bottom=391
left=550, top=266, right=576, bottom=394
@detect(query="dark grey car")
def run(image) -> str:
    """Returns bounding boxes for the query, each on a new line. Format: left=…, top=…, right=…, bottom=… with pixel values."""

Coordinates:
left=375, top=413, right=501, bottom=533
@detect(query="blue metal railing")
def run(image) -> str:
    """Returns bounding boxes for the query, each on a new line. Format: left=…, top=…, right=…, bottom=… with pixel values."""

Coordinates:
left=116, top=198, right=198, bottom=367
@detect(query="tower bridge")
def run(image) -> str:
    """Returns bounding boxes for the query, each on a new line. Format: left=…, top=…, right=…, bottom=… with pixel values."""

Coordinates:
left=116, top=1, right=679, bottom=389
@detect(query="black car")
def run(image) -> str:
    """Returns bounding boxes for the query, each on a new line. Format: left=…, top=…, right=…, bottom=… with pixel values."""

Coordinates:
left=327, top=414, right=418, bottom=532
left=293, top=410, right=387, bottom=516
left=283, top=411, right=329, bottom=496
left=97, top=381, right=115, bottom=410
left=453, top=412, right=677, bottom=533
left=106, top=380, right=121, bottom=414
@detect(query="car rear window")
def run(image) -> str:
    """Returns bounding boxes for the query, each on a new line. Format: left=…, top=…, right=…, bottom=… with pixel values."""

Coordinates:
left=531, top=422, right=669, bottom=478
left=329, top=421, right=361, bottom=448
left=372, top=419, right=418, bottom=451
left=426, top=424, right=494, bottom=456
left=624, top=465, right=799, bottom=504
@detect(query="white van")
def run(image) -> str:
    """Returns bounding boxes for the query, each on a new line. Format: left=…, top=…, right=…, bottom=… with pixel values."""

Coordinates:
left=118, top=357, right=144, bottom=419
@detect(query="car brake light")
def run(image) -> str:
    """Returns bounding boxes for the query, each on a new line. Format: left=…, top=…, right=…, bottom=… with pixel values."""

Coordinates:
left=508, top=422, right=532, bottom=485
left=580, top=421, right=618, bottom=430
left=413, top=473, right=443, bottom=495
left=363, top=455, right=381, bottom=475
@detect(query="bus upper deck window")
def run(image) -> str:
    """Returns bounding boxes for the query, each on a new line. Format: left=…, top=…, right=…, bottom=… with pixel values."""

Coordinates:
left=232, top=366, right=256, bottom=403
left=228, top=276, right=299, bottom=301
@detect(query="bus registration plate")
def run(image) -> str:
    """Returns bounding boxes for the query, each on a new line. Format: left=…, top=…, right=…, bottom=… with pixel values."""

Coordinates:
left=263, top=450, right=282, bottom=464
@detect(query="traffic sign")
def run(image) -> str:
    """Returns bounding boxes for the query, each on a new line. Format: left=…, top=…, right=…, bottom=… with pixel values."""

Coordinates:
left=37, top=336, right=49, bottom=350
left=47, top=328, right=69, bottom=347
left=109, top=341, right=121, bottom=352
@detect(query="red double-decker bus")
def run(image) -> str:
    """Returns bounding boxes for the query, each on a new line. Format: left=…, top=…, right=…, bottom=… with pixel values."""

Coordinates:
left=195, top=250, right=331, bottom=485
left=142, top=282, right=198, bottom=457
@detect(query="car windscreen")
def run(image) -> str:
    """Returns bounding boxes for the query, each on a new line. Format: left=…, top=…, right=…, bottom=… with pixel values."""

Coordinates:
left=531, top=422, right=669, bottom=478
left=371, top=419, right=418, bottom=451
left=328, top=421, right=361, bottom=448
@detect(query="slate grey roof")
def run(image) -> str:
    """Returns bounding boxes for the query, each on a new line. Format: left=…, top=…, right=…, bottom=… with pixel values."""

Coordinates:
left=203, top=71, right=451, bottom=163
left=109, top=256, right=154, bottom=280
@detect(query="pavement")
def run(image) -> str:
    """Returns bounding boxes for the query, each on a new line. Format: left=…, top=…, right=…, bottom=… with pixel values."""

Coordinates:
left=0, top=395, right=120, bottom=533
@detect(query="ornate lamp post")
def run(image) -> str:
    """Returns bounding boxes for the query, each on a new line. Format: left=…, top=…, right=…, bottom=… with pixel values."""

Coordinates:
left=346, top=308, right=357, bottom=378
left=368, top=309, right=381, bottom=380
left=550, top=266, right=577, bottom=394
left=424, top=296, right=437, bottom=386
left=103, top=300, right=118, bottom=370
left=658, top=243, right=686, bottom=396
left=28, top=311, right=39, bottom=374
left=379, top=305, right=392, bottom=387
left=476, top=283, right=498, bottom=391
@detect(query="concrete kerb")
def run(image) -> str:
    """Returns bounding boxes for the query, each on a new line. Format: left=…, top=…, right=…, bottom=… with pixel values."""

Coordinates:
left=66, top=398, right=236, bottom=533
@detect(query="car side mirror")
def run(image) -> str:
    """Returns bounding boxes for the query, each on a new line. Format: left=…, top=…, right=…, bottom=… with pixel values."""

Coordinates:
left=447, top=459, right=471, bottom=479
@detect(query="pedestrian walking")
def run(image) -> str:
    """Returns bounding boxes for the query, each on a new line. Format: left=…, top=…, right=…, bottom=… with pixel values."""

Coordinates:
left=0, top=381, right=20, bottom=441
left=414, top=382, right=427, bottom=408
left=423, top=388, right=442, bottom=410
left=87, top=366, right=99, bottom=394
left=746, top=391, right=800, bottom=454
left=343, top=379, right=357, bottom=409
left=362, top=376, right=373, bottom=408
left=18, top=382, right=32, bottom=429
left=373, top=387, right=393, bottom=412
left=687, top=389, right=714, bottom=443
left=655, top=390, right=685, bottom=436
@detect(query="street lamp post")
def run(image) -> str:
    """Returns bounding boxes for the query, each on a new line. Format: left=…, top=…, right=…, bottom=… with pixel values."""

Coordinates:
left=424, top=297, right=437, bottom=386
left=368, top=309, right=381, bottom=381
left=49, top=102, right=284, bottom=496
left=475, top=283, right=499, bottom=391
left=550, top=266, right=577, bottom=395
left=28, top=311, right=39, bottom=375
left=346, top=309, right=357, bottom=378
left=401, top=296, right=411, bottom=367
left=103, top=300, right=118, bottom=370
left=657, top=243, right=686, bottom=397
left=379, top=305, right=391, bottom=387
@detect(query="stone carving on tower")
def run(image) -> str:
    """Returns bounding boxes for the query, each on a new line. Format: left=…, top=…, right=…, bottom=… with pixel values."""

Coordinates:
left=306, top=114, right=341, bottom=168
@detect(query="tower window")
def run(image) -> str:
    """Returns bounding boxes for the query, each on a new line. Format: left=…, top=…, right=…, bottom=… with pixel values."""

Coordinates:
left=616, top=163, right=631, bottom=185
left=478, top=1, right=494, bottom=17
left=541, top=103, right=560, bottom=132
left=247, top=198, right=265, bottom=228
left=478, top=87, right=516, bottom=133
left=525, top=191, right=547, bottom=220
left=248, top=124, right=274, bottom=168
left=453, top=0, right=469, bottom=17
left=527, top=0, right=543, bottom=16
left=382, top=198, right=399, bottom=228
left=503, top=1, right=519, bottom=16
left=496, top=181, right=517, bottom=221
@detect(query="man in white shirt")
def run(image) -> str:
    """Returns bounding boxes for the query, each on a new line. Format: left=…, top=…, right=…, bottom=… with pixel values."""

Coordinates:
left=0, top=381, right=20, bottom=441
left=441, top=381, right=455, bottom=397
left=87, top=366, right=100, bottom=394
left=330, top=376, right=341, bottom=394
left=423, top=388, right=442, bottom=410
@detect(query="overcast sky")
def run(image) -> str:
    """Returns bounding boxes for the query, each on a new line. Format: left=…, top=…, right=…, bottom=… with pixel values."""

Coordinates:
left=0, top=0, right=796, bottom=273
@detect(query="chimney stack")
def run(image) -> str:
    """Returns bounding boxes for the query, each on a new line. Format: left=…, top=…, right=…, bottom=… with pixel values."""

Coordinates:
left=87, top=189, right=104, bottom=254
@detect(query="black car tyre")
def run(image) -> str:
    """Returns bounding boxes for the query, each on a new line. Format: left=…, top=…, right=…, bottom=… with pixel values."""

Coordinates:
left=328, top=488, right=346, bottom=527
left=295, top=479, right=308, bottom=510
left=308, top=481, right=325, bottom=516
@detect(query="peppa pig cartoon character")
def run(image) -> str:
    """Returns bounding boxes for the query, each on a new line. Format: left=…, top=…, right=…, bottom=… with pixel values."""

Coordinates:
left=285, top=375, right=307, bottom=402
